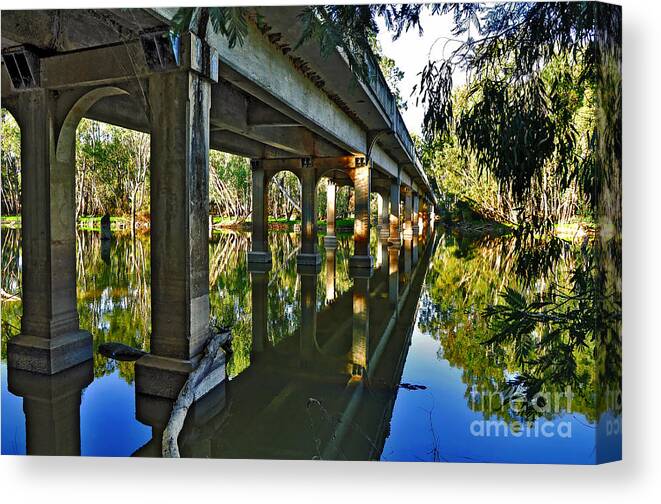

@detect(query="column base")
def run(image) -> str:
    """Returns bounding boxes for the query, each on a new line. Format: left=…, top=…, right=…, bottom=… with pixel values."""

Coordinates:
left=297, top=252, right=322, bottom=269
left=248, top=250, right=272, bottom=266
left=7, top=330, right=93, bottom=375
left=388, top=237, right=402, bottom=248
left=135, top=350, right=226, bottom=400
left=323, top=235, right=338, bottom=248
left=349, top=255, right=374, bottom=277
left=8, top=358, right=94, bottom=400
left=378, top=227, right=391, bottom=240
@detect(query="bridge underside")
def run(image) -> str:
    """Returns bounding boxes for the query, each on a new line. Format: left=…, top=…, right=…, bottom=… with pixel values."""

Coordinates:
left=1, top=8, right=436, bottom=413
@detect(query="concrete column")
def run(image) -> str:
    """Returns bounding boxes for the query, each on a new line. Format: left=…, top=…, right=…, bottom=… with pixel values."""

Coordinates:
left=349, top=161, right=373, bottom=272
left=297, top=162, right=321, bottom=271
left=300, top=271, right=318, bottom=366
left=325, top=246, right=337, bottom=303
left=351, top=275, right=370, bottom=379
left=403, top=189, right=413, bottom=239
left=389, top=179, right=401, bottom=247
left=380, top=238, right=390, bottom=276
left=323, top=180, right=337, bottom=248
left=377, top=191, right=390, bottom=239
left=7, top=90, right=92, bottom=375
left=136, top=69, right=222, bottom=399
left=8, top=360, right=93, bottom=455
left=248, top=160, right=272, bottom=268
left=412, top=193, right=420, bottom=235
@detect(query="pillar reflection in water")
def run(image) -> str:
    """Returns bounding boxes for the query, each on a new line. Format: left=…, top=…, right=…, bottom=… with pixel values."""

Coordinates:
left=403, top=237, right=412, bottom=281
left=250, top=267, right=270, bottom=356
left=299, top=270, right=318, bottom=366
left=325, top=245, right=337, bottom=303
left=412, top=234, right=419, bottom=266
left=351, top=275, right=370, bottom=379
left=7, top=360, right=93, bottom=455
left=388, top=246, right=400, bottom=311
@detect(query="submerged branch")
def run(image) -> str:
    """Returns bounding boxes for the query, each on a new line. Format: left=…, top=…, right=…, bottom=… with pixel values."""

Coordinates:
left=162, top=328, right=231, bottom=458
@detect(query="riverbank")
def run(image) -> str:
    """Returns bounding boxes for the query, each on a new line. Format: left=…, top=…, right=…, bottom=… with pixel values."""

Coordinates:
left=1, top=215, right=357, bottom=234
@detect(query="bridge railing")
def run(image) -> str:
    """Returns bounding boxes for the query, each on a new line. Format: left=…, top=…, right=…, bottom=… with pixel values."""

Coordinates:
left=364, top=49, right=433, bottom=199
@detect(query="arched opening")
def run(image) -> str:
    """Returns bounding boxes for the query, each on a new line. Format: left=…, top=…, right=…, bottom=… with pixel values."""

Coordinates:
left=266, top=169, right=301, bottom=269
left=4, top=85, right=156, bottom=377
left=314, top=169, right=354, bottom=306
left=1, top=108, right=23, bottom=343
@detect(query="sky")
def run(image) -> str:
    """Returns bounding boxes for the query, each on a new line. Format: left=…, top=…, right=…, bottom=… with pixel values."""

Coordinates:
left=376, top=10, right=466, bottom=136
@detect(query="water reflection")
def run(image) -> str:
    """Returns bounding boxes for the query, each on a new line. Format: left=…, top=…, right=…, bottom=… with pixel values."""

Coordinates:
left=1, top=223, right=620, bottom=462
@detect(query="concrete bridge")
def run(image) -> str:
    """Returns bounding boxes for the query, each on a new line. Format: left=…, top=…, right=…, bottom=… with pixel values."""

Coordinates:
left=1, top=7, right=437, bottom=403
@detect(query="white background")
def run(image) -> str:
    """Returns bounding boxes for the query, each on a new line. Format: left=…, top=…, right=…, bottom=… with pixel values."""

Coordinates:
left=2, top=0, right=660, bottom=502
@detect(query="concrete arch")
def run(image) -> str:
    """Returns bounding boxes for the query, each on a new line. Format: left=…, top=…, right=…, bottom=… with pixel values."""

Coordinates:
left=55, top=86, right=128, bottom=164
left=315, top=166, right=354, bottom=188
left=266, top=168, right=302, bottom=220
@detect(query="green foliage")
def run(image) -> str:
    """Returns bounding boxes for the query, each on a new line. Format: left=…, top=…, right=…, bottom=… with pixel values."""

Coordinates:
left=171, top=7, right=248, bottom=47
left=1, top=109, right=21, bottom=214
left=418, top=230, right=618, bottom=424
left=422, top=51, right=596, bottom=228
left=209, top=150, right=251, bottom=220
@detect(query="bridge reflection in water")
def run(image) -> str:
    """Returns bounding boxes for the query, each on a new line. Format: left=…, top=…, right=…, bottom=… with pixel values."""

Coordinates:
left=5, top=229, right=436, bottom=459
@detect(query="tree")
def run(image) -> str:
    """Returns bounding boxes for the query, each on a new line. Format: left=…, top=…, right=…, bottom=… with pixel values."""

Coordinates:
left=1, top=109, right=21, bottom=215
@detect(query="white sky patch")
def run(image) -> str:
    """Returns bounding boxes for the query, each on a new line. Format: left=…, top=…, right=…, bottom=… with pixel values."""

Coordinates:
left=377, top=10, right=467, bottom=136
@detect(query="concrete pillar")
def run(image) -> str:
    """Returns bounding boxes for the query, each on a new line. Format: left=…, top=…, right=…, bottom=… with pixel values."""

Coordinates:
left=136, top=68, right=222, bottom=399
left=248, top=160, right=272, bottom=268
left=403, top=189, right=413, bottom=239
left=8, top=360, right=93, bottom=455
left=323, top=180, right=337, bottom=248
left=297, top=161, right=321, bottom=271
left=388, top=179, right=401, bottom=247
left=325, top=246, right=337, bottom=303
left=7, top=90, right=93, bottom=375
left=349, top=160, right=373, bottom=272
left=251, top=268, right=269, bottom=357
left=380, top=238, right=390, bottom=276
left=351, top=275, right=370, bottom=379
left=412, top=193, right=420, bottom=235
left=300, top=271, right=318, bottom=365
left=377, top=191, right=390, bottom=240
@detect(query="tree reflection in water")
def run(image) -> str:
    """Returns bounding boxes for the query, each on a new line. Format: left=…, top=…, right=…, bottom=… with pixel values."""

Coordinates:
left=418, top=229, right=621, bottom=427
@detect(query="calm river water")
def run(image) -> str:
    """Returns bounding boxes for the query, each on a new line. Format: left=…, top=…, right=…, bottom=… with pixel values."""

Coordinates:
left=0, top=225, right=620, bottom=462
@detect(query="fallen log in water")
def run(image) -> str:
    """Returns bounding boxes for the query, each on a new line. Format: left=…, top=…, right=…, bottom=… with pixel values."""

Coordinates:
left=162, top=328, right=231, bottom=458
left=98, top=342, right=147, bottom=361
